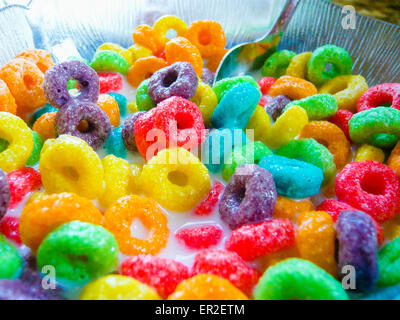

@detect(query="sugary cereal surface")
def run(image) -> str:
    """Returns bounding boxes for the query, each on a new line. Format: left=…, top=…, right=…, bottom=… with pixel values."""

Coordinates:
left=1, top=13, right=400, bottom=301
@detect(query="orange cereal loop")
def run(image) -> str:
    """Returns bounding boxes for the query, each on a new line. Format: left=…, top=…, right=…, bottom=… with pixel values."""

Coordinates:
left=127, top=56, right=168, bottom=87
left=15, top=49, right=54, bottom=73
left=97, top=94, right=120, bottom=127
left=165, top=37, right=203, bottom=76
left=19, top=193, right=104, bottom=252
left=132, top=25, right=164, bottom=56
left=32, top=112, right=57, bottom=140
left=185, top=20, right=226, bottom=58
left=206, top=48, right=228, bottom=73
left=103, top=195, right=169, bottom=256
left=273, top=196, right=315, bottom=221
left=296, top=211, right=337, bottom=276
left=0, top=58, right=46, bottom=113
left=300, top=121, right=351, bottom=169
left=388, top=141, right=400, bottom=178
left=323, top=180, right=336, bottom=199
left=0, top=79, right=17, bottom=114
left=168, top=274, right=248, bottom=300
left=269, top=76, right=317, bottom=100
left=261, top=247, right=299, bottom=269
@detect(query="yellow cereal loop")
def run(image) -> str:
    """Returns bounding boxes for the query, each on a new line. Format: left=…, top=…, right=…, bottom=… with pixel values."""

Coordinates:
left=128, top=101, right=138, bottom=113
left=263, top=106, right=308, bottom=149
left=120, top=50, right=134, bottom=66
left=384, top=216, right=400, bottom=241
left=99, top=155, right=132, bottom=208
left=26, top=191, right=47, bottom=205
left=141, top=148, right=211, bottom=212
left=127, top=44, right=153, bottom=63
left=191, top=80, right=218, bottom=128
left=128, top=163, right=143, bottom=195
left=261, top=247, right=299, bottom=269
left=296, top=211, right=337, bottom=276
left=39, top=135, right=104, bottom=199
left=246, top=105, right=271, bottom=143
left=81, top=275, right=161, bottom=300
left=153, top=15, right=188, bottom=45
left=0, top=112, right=33, bottom=172
left=319, top=75, right=368, bottom=112
left=286, top=52, right=312, bottom=79
left=355, top=144, right=385, bottom=163
left=97, top=42, right=125, bottom=53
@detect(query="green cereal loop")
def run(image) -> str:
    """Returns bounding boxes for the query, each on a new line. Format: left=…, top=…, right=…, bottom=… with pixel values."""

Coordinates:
left=136, top=79, right=156, bottom=111
left=213, top=75, right=260, bottom=102
left=90, top=50, right=129, bottom=75
left=0, top=235, right=23, bottom=279
left=254, top=258, right=349, bottom=300
left=222, top=141, right=273, bottom=182
left=262, top=50, right=296, bottom=78
left=349, top=107, right=400, bottom=149
left=307, top=45, right=353, bottom=87
left=284, top=94, right=338, bottom=120
left=66, top=56, right=89, bottom=65
left=378, top=237, right=400, bottom=287
left=37, top=221, right=119, bottom=285
left=26, top=131, right=44, bottom=166
left=276, top=138, right=336, bottom=183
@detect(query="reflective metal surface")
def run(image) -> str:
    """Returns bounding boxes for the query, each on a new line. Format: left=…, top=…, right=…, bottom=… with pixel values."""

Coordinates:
left=0, top=0, right=399, bottom=86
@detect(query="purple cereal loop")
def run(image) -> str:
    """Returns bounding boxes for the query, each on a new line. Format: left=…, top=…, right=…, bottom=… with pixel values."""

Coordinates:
left=0, top=170, right=10, bottom=221
left=122, top=111, right=147, bottom=152
left=264, top=95, right=291, bottom=121
left=219, top=164, right=277, bottom=230
left=201, top=67, right=215, bottom=87
left=55, top=100, right=111, bottom=150
left=337, top=210, right=378, bottom=293
left=43, top=60, right=100, bottom=108
left=148, top=62, right=198, bottom=104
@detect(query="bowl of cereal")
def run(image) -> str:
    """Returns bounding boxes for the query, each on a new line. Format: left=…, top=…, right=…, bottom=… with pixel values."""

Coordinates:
left=0, top=0, right=400, bottom=301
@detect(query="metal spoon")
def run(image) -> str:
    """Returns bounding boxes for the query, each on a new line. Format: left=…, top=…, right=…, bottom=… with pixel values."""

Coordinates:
left=215, top=0, right=300, bottom=83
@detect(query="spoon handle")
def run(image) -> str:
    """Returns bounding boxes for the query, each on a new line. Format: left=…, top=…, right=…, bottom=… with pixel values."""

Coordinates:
left=269, top=0, right=301, bottom=36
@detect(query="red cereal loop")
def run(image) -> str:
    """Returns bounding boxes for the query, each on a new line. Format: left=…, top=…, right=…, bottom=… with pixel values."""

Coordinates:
left=191, top=249, right=260, bottom=296
left=0, top=216, right=22, bottom=245
left=316, top=200, right=354, bottom=222
left=7, top=167, right=42, bottom=209
left=328, top=109, right=354, bottom=142
left=317, top=199, right=384, bottom=245
left=175, top=225, right=223, bottom=249
left=225, top=218, right=295, bottom=261
left=134, top=96, right=206, bottom=159
left=357, top=83, right=400, bottom=112
left=336, top=161, right=400, bottom=223
left=98, top=72, right=123, bottom=94
left=258, top=77, right=276, bottom=95
left=194, top=181, right=225, bottom=216
left=120, top=255, right=189, bottom=299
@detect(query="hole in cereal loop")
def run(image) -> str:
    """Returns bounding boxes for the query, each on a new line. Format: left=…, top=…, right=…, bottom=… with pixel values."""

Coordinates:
left=162, top=70, right=179, bottom=87
left=168, top=170, right=188, bottom=187
left=361, top=171, right=386, bottom=195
